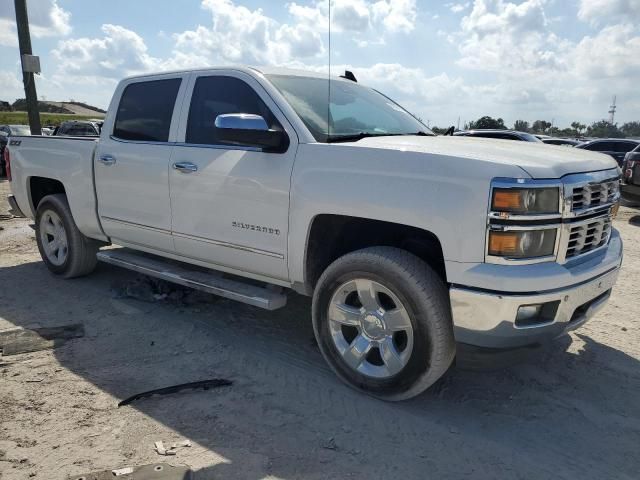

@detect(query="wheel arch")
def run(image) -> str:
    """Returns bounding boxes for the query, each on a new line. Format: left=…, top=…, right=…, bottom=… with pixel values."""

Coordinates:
left=302, top=214, right=447, bottom=294
left=28, top=176, right=66, bottom=215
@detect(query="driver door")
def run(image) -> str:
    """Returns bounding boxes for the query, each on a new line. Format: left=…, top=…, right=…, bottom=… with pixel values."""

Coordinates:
left=169, top=71, right=298, bottom=281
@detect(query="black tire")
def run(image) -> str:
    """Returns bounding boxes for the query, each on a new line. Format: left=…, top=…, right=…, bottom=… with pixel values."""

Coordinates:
left=312, top=247, right=455, bottom=401
left=35, top=194, right=99, bottom=278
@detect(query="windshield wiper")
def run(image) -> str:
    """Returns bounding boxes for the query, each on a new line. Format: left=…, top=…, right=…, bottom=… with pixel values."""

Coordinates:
left=403, top=131, right=434, bottom=137
left=326, top=132, right=403, bottom=143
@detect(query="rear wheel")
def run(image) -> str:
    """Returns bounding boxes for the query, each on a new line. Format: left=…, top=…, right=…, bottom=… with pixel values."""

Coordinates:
left=35, top=194, right=99, bottom=278
left=312, top=247, right=455, bottom=401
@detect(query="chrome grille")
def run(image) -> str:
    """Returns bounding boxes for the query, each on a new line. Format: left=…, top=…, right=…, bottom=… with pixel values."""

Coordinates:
left=565, top=216, right=612, bottom=259
left=571, top=179, right=619, bottom=211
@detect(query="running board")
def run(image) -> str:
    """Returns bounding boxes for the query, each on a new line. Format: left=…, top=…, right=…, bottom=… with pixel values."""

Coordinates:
left=97, top=249, right=287, bottom=310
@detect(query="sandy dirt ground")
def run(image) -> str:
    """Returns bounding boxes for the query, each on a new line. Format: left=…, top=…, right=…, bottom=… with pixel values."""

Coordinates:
left=0, top=178, right=639, bottom=479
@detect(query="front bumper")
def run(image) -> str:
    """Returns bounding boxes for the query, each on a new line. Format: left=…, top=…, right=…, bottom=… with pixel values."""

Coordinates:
left=450, top=263, right=621, bottom=349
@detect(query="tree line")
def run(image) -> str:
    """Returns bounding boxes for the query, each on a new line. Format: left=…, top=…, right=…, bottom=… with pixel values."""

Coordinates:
left=431, top=116, right=640, bottom=138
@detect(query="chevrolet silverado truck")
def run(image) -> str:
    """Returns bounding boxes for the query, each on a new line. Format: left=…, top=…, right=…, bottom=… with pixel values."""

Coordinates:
left=5, top=67, right=623, bottom=400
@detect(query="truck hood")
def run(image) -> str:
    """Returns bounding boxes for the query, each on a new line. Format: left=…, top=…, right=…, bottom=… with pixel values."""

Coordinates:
left=348, top=135, right=618, bottom=179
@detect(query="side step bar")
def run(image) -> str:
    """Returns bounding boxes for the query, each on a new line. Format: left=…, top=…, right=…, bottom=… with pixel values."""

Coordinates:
left=97, top=249, right=287, bottom=310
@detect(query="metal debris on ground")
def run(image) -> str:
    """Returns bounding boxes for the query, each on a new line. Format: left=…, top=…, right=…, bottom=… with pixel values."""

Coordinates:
left=112, top=467, right=134, bottom=476
left=154, top=440, right=192, bottom=456
left=0, top=324, right=84, bottom=356
left=69, top=463, right=193, bottom=480
left=111, top=275, right=220, bottom=305
left=322, top=437, right=338, bottom=451
left=117, top=378, right=233, bottom=407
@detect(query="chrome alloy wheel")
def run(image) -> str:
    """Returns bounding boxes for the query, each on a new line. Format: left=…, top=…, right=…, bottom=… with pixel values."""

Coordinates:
left=328, top=279, right=414, bottom=379
left=39, top=210, right=68, bottom=266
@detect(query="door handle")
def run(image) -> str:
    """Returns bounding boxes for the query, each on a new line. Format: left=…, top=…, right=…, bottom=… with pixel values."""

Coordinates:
left=98, top=154, right=116, bottom=166
left=173, top=162, right=198, bottom=173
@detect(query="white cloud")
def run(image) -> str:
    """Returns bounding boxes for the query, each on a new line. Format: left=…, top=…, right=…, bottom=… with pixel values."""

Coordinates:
left=454, top=0, right=640, bottom=85
left=0, top=19, right=17, bottom=47
left=447, top=2, right=470, bottom=13
left=0, top=0, right=71, bottom=46
left=449, top=0, right=640, bottom=123
left=456, top=0, right=562, bottom=73
left=0, top=71, right=23, bottom=100
left=290, top=0, right=417, bottom=34
left=38, top=0, right=418, bottom=90
left=578, top=0, right=640, bottom=25
left=372, top=0, right=417, bottom=32
left=172, top=0, right=324, bottom=66
left=353, top=64, right=466, bottom=105
left=52, top=24, right=158, bottom=78
left=332, top=0, right=371, bottom=31
left=572, top=24, right=640, bottom=78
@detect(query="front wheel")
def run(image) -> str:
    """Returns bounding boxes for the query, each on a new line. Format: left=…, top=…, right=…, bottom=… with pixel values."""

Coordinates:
left=312, top=247, right=455, bottom=401
left=35, top=194, right=99, bottom=278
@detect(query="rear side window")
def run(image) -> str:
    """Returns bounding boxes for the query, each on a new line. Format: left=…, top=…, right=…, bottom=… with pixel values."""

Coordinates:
left=113, top=78, right=181, bottom=142
left=585, top=142, right=613, bottom=151
left=186, top=76, right=279, bottom=146
left=62, top=124, right=97, bottom=136
left=614, top=142, right=638, bottom=153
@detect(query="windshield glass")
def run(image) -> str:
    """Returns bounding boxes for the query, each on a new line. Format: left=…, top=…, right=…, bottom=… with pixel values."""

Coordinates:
left=266, top=74, right=432, bottom=142
left=520, top=132, right=543, bottom=142
left=11, top=125, right=31, bottom=136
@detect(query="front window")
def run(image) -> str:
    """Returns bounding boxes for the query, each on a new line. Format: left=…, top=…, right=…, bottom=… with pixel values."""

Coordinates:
left=186, top=75, right=281, bottom=146
left=518, top=132, right=542, bottom=142
left=266, top=74, right=432, bottom=143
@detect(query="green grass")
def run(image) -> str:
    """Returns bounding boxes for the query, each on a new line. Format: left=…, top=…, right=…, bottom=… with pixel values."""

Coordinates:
left=0, top=112, right=102, bottom=127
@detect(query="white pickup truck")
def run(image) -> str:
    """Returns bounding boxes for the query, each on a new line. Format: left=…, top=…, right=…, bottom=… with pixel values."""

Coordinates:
left=5, top=67, right=623, bottom=400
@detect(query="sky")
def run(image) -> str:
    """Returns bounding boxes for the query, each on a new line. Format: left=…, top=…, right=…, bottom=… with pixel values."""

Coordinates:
left=0, top=0, right=639, bottom=129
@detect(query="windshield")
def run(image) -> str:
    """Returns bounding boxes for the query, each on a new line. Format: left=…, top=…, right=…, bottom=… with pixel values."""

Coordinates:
left=266, top=74, right=432, bottom=143
left=11, top=125, right=31, bottom=136
left=520, top=132, right=543, bottom=142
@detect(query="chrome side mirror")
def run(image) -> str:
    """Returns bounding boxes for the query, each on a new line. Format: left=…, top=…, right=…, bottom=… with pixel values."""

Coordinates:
left=214, top=113, right=288, bottom=153
left=215, top=113, right=269, bottom=131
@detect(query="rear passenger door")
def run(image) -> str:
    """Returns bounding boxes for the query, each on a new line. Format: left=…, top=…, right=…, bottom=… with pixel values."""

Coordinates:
left=168, top=71, right=298, bottom=282
left=95, top=74, right=188, bottom=252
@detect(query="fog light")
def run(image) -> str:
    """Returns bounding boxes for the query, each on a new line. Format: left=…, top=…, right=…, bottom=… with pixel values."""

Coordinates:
left=516, top=304, right=543, bottom=322
left=515, top=301, right=561, bottom=328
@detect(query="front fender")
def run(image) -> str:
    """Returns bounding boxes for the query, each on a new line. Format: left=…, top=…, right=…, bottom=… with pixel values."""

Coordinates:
left=287, top=143, right=528, bottom=285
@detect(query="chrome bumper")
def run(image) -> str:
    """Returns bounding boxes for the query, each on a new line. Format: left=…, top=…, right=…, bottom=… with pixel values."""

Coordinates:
left=7, top=194, right=25, bottom=217
left=450, top=266, right=620, bottom=348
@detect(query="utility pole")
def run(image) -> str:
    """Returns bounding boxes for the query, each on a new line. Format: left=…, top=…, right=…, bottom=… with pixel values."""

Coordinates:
left=14, top=0, right=41, bottom=135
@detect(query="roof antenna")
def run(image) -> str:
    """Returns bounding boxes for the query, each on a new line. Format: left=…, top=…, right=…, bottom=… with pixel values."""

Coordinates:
left=340, top=70, right=357, bottom=82
left=327, top=0, right=331, bottom=139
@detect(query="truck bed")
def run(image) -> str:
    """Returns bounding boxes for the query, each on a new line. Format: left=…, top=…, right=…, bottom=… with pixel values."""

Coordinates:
left=8, top=135, right=107, bottom=241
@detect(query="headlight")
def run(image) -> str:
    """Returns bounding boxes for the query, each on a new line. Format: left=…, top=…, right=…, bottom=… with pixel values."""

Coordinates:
left=488, top=229, right=556, bottom=259
left=492, top=187, right=559, bottom=214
